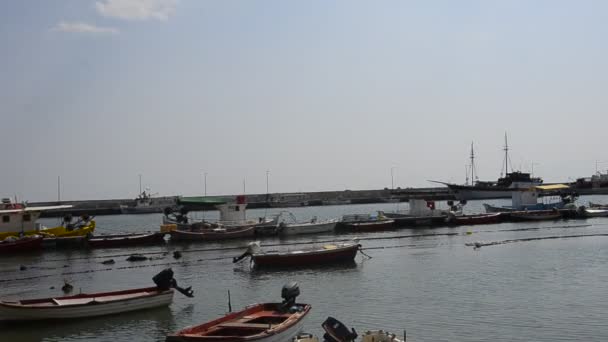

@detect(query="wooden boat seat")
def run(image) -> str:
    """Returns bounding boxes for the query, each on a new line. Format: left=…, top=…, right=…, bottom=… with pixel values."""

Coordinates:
left=218, top=322, right=274, bottom=329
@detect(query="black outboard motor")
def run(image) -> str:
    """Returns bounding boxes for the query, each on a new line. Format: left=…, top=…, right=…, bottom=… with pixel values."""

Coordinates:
left=153, top=268, right=194, bottom=297
left=322, top=317, right=358, bottom=342
left=280, top=281, right=300, bottom=313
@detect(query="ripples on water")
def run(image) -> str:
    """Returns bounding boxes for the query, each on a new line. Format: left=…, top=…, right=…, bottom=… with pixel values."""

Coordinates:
left=2, top=197, right=608, bottom=341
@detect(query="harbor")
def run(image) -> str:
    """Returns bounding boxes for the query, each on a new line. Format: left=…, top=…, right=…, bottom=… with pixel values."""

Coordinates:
left=2, top=197, right=608, bottom=341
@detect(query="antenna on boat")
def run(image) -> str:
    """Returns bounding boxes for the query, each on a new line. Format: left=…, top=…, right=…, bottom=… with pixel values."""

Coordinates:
left=227, top=289, right=232, bottom=312
left=502, top=132, right=512, bottom=177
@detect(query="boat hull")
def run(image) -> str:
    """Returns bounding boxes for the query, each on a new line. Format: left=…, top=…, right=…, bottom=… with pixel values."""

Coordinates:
left=170, top=226, right=255, bottom=241
left=509, top=211, right=562, bottom=221
left=0, top=287, right=173, bottom=321
left=340, top=220, right=395, bottom=232
left=0, top=236, right=43, bottom=254
left=0, top=221, right=95, bottom=240
left=166, top=303, right=310, bottom=342
left=252, top=244, right=359, bottom=268
left=447, top=213, right=502, bottom=226
left=87, top=232, right=166, bottom=248
left=280, top=220, right=337, bottom=236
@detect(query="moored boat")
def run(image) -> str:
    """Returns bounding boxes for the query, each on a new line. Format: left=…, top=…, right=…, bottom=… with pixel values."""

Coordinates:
left=509, top=210, right=562, bottom=221
left=292, top=316, right=405, bottom=342
left=0, top=235, right=43, bottom=254
left=446, top=213, right=502, bottom=226
left=166, top=282, right=310, bottom=342
left=0, top=269, right=192, bottom=321
left=577, top=206, right=608, bottom=218
left=0, top=198, right=91, bottom=239
left=87, top=232, right=167, bottom=248
left=233, top=241, right=360, bottom=268
left=340, top=219, right=394, bottom=232
left=169, top=225, right=255, bottom=241
left=279, top=215, right=338, bottom=236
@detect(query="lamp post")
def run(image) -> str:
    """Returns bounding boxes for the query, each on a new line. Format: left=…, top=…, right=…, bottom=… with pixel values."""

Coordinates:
left=203, top=172, right=208, bottom=196
left=391, top=167, right=396, bottom=190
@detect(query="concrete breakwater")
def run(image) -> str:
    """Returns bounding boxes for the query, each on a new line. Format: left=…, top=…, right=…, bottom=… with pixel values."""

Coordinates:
left=34, top=187, right=453, bottom=217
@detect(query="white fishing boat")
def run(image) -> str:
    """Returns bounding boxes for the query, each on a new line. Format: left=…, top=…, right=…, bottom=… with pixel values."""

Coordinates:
left=276, top=212, right=338, bottom=235
left=0, top=287, right=173, bottom=321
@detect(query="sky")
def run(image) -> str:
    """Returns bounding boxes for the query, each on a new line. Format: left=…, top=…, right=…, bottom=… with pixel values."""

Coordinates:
left=2, top=0, right=608, bottom=201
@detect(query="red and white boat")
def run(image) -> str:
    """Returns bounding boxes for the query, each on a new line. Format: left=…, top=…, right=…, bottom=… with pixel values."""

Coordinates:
left=167, top=282, right=310, bottom=342
left=169, top=225, right=255, bottom=241
left=0, top=235, right=43, bottom=254
left=234, top=241, right=360, bottom=268
left=0, top=286, right=173, bottom=321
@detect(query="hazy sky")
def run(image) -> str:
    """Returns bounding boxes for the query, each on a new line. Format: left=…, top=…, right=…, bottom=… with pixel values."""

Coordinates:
left=2, top=0, right=608, bottom=201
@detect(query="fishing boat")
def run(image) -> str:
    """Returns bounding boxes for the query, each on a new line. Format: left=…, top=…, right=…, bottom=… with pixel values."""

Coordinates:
left=509, top=210, right=562, bottom=221
left=233, top=241, right=360, bottom=268
left=0, top=269, right=192, bottom=321
left=87, top=232, right=167, bottom=248
left=445, top=213, right=502, bottom=226
left=276, top=212, right=338, bottom=236
left=339, top=212, right=395, bottom=232
left=433, top=136, right=543, bottom=200
left=170, top=225, right=255, bottom=241
left=381, top=199, right=463, bottom=227
left=164, top=195, right=274, bottom=231
left=166, top=282, right=310, bottom=342
left=483, top=184, right=577, bottom=213
left=0, top=198, right=94, bottom=239
left=0, top=235, right=44, bottom=254
left=588, top=202, right=608, bottom=209
left=120, top=176, right=176, bottom=214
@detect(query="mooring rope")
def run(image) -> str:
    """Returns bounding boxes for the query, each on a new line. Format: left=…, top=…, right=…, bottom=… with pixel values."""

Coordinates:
left=465, top=233, right=608, bottom=248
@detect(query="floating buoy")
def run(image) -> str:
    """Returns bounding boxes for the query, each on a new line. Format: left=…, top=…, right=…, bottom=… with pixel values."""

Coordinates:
left=466, top=231, right=473, bottom=235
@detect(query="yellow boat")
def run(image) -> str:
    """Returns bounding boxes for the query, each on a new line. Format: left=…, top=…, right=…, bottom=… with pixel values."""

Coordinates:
left=0, top=198, right=95, bottom=240
left=0, top=220, right=96, bottom=240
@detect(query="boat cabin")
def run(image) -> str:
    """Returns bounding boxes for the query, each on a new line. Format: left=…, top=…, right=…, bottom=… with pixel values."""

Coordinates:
left=0, top=198, right=72, bottom=235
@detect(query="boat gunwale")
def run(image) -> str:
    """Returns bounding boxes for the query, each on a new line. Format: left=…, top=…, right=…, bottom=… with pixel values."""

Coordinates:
left=0, top=286, right=172, bottom=309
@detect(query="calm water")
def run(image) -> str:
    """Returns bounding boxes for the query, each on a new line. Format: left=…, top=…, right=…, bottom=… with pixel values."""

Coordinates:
left=2, top=196, right=608, bottom=342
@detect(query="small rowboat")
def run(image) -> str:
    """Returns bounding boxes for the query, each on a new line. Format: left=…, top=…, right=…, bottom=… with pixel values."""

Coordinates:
left=87, top=232, right=166, bottom=248
left=234, top=241, right=360, bottom=268
left=446, top=213, right=502, bottom=226
left=0, top=236, right=43, bottom=254
left=280, top=218, right=338, bottom=236
left=170, top=225, right=255, bottom=241
left=167, top=282, right=309, bottom=342
left=0, top=286, right=173, bottom=321
left=340, top=219, right=394, bottom=232
left=510, top=210, right=562, bottom=221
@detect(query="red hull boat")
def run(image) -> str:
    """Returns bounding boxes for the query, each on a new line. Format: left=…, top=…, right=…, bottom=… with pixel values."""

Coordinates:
left=341, top=219, right=395, bottom=232
left=87, top=232, right=167, bottom=248
left=167, top=283, right=309, bottom=342
left=170, top=225, right=255, bottom=241
left=0, top=236, right=43, bottom=254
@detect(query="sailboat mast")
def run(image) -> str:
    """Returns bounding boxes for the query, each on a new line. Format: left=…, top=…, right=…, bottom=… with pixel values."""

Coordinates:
left=503, top=133, right=509, bottom=176
left=138, top=174, right=142, bottom=194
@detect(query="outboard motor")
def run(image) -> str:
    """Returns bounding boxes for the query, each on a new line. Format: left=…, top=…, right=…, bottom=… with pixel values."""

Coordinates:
left=280, top=281, right=301, bottom=313
left=152, top=268, right=194, bottom=298
left=322, top=317, right=358, bottom=342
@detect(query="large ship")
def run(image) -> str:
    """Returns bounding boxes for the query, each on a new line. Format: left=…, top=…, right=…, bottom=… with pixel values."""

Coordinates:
left=434, top=135, right=543, bottom=200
